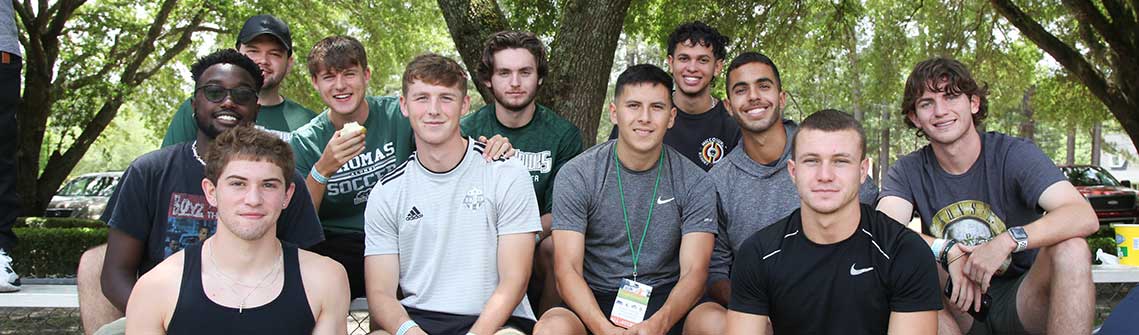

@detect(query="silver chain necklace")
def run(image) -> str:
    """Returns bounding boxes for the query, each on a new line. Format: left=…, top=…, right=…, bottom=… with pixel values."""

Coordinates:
left=191, top=140, right=206, bottom=166
left=206, top=239, right=282, bottom=313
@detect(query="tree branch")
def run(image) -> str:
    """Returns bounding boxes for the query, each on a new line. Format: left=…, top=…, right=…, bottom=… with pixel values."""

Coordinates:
left=991, top=0, right=1119, bottom=107
left=1062, top=0, right=1134, bottom=60
left=119, top=0, right=177, bottom=83
left=136, top=7, right=207, bottom=82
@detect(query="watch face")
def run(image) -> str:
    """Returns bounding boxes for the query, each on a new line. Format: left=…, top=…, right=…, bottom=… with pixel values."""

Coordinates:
left=1010, top=227, right=1028, bottom=240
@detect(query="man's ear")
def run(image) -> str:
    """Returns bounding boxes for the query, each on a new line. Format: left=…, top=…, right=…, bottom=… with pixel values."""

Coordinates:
left=860, top=157, right=870, bottom=184
left=202, top=178, right=218, bottom=207
left=787, top=159, right=797, bottom=184
left=284, top=182, right=295, bottom=208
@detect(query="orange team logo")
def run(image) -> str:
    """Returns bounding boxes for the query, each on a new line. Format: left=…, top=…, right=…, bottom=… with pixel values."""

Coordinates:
left=700, top=138, right=726, bottom=165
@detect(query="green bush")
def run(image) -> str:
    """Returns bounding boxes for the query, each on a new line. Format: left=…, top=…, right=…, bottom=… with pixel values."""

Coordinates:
left=11, top=227, right=108, bottom=278
left=1089, top=236, right=1118, bottom=258
left=16, top=216, right=105, bottom=229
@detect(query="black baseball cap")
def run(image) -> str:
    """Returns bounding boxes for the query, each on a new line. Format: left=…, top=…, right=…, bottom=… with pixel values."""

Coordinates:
left=236, top=14, right=293, bottom=56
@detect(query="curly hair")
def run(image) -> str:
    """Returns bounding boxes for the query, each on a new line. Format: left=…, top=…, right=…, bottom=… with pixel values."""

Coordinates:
left=667, top=21, right=729, bottom=60
left=190, top=49, right=264, bottom=91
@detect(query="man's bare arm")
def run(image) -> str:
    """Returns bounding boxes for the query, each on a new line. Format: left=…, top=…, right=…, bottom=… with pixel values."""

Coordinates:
left=102, top=228, right=145, bottom=313
left=887, top=311, right=937, bottom=335
left=470, top=233, right=537, bottom=334
left=645, top=232, right=714, bottom=331
left=725, top=311, right=770, bottom=335
left=124, top=254, right=182, bottom=334
left=365, top=254, right=425, bottom=335
left=309, top=255, right=350, bottom=335
left=553, top=230, right=623, bottom=334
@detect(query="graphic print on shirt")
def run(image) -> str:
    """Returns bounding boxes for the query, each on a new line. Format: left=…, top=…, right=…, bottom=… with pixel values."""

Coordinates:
left=700, top=137, right=726, bottom=166
left=930, top=200, right=1012, bottom=272
left=164, top=192, right=217, bottom=257
left=464, top=187, right=486, bottom=211
left=326, top=142, right=399, bottom=205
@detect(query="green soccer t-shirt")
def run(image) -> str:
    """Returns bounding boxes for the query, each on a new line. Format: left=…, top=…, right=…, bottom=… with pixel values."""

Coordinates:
left=460, top=104, right=584, bottom=214
left=290, top=96, right=414, bottom=233
left=161, top=97, right=317, bottom=147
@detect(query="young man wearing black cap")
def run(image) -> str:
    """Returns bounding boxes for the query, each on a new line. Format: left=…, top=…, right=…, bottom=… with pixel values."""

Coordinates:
left=160, top=14, right=317, bottom=145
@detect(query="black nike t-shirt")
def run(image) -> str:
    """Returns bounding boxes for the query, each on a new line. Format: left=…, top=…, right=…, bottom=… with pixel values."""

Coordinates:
left=729, top=205, right=942, bottom=334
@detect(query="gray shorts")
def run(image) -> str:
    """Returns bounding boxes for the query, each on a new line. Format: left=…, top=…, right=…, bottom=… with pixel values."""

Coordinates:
left=967, top=272, right=1029, bottom=335
left=92, top=317, right=126, bottom=335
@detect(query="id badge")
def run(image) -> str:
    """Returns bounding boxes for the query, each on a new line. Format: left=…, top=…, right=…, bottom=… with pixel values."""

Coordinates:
left=610, top=278, right=653, bottom=328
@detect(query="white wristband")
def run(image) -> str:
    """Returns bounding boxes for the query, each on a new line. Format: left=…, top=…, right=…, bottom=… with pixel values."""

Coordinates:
left=931, top=238, right=946, bottom=259
left=396, top=320, right=419, bottom=335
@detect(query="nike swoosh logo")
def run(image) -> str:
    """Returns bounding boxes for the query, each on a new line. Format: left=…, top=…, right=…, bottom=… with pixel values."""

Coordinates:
left=656, top=197, right=675, bottom=205
left=850, top=264, right=874, bottom=276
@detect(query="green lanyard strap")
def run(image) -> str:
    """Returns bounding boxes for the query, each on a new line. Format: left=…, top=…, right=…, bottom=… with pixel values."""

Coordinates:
left=613, top=144, right=664, bottom=282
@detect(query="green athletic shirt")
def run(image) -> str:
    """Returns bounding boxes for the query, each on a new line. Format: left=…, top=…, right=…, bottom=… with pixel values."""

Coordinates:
left=290, top=96, right=414, bottom=234
left=161, top=97, right=317, bottom=147
left=460, top=104, right=584, bottom=214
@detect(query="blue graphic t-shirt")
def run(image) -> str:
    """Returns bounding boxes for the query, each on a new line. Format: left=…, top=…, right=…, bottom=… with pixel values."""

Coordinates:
left=102, top=142, right=325, bottom=275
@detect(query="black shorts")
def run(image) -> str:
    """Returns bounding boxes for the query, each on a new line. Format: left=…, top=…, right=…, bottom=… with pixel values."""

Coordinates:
left=967, top=272, right=1029, bottom=335
left=406, top=306, right=535, bottom=334
left=560, top=283, right=686, bottom=335
left=305, top=231, right=365, bottom=299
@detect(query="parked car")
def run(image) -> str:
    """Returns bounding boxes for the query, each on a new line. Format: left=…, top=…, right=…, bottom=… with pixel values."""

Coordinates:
left=1059, top=165, right=1139, bottom=225
left=44, top=171, right=123, bottom=220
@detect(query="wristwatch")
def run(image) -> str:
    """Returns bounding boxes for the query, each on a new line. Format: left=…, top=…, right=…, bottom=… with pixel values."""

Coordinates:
left=1008, top=226, right=1028, bottom=253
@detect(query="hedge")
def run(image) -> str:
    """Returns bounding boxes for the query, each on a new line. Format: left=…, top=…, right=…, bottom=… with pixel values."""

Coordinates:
left=16, top=216, right=105, bottom=229
left=11, top=227, right=107, bottom=278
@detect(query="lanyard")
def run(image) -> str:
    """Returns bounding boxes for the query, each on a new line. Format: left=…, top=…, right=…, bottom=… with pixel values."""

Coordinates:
left=613, top=144, right=664, bottom=282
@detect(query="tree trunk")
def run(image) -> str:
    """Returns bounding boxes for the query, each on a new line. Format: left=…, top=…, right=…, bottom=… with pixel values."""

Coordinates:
left=1067, top=126, right=1076, bottom=165
left=537, top=0, right=633, bottom=145
left=847, top=25, right=862, bottom=122
left=1092, top=122, right=1102, bottom=166
left=878, top=107, right=890, bottom=186
left=436, top=0, right=509, bottom=104
left=1019, top=85, right=1035, bottom=142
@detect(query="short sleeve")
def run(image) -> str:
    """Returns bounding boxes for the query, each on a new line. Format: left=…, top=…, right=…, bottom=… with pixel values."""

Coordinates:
left=495, top=161, right=542, bottom=235
left=289, top=129, right=319, bottom=179
left=552, top=159, right=589, bottom=233
left=363, top=182, right=399, bottom=256
left=728, top=238, right=771, bottom=316
left=878, top=158, right=915, bottom=203
left=544, top=127, right=584, bottom=214
left=888, top=229, right=943, bottom=312
left=160, top=99, right=197, bottom=148
left=103, top=161, right=154, bottom=242
left=680, top=172, right=717, bottom=235
left=1008, top=141, right=1067, bottom=209
left=708, top=191, right=733, bottom=284
left=275, top=171, right=325, bottom=248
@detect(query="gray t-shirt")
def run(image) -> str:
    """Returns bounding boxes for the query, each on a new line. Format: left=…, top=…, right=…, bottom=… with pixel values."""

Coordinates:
left=364, top=139, right=541, bottom=320
left=0, top=1, right=18, bottom=57
left=707, top=120, right=880, bottom=284
left=879, top=131, right=1066, bottom=277
left=553, top=140, right=717, bottom=292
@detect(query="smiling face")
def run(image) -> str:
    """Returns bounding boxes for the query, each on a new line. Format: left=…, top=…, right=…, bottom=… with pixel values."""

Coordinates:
left=487, top=48, right=541, bottom=112
left=202, top=159, right=294, bottom=241
left=239, top=35, right=292, bottom=92
left=312, top=64, right=371, bottom=118
left=789, top=128, right=868, bottom=216
left=611, top=82, right=676, bottom=156
left=668, top=40, right=723, bottom=97
left=400, top=79, right=470, bottom=147
left=192, top=64, right=260, bottom=139
left=726, top=62, right=786, bottom=134
left=907, top=79, right=981, bottom=145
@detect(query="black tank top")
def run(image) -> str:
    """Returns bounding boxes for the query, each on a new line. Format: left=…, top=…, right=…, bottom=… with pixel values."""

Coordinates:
left=166, top=242, right=316, bottom=334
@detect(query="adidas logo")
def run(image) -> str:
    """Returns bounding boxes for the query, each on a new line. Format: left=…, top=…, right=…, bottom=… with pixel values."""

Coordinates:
left=405, top=206, right=423, bottom=221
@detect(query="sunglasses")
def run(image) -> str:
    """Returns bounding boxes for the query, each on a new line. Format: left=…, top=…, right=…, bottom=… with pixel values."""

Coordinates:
left=196, top=84, right=258, bottom=105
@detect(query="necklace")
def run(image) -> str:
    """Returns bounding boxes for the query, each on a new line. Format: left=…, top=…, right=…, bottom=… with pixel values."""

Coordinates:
left=206, top=239, right=282, bottom=313
left=191, top=140, right=206, bottom=166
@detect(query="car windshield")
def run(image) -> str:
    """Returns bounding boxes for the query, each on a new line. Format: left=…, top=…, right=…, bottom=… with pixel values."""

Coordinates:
left=58, top=176, right=118, bottom=197
left=1063, top=167, right=1121, bottom=187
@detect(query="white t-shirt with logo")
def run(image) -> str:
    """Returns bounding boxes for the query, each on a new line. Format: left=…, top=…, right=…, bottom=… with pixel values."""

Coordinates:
left=363, top=138, right=541, bottom=320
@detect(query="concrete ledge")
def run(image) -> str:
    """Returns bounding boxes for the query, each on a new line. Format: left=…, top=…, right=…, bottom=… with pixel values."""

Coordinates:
left=1093, top=264, right=1139, bottom=283
left=0, top=284, right=78, bottom=308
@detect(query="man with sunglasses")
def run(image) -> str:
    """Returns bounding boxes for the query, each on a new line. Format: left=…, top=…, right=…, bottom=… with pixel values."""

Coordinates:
left=75, top=49, right=324, bottom=335
left=160, top=14, right=316, bottom=146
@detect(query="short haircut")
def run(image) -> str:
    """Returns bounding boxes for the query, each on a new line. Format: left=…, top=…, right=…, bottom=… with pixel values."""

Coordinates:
left=477, top=30, right=549, bottom=84
left=307, top=36, right=369, bottom=78
left=791, top=109, right=867, bottom=159
left=615, top=64, right=673, bottom=100
left=190, top=49, right=264, bottom=92
left=667, top=21, right=729, bottom=61
left=204, top=125, right=296, bottom=187
left=901, top=57, right=989, bottom=132
left=725, top=51, right=783, bottom=91
left=402, top=53, right=468, bottom=95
